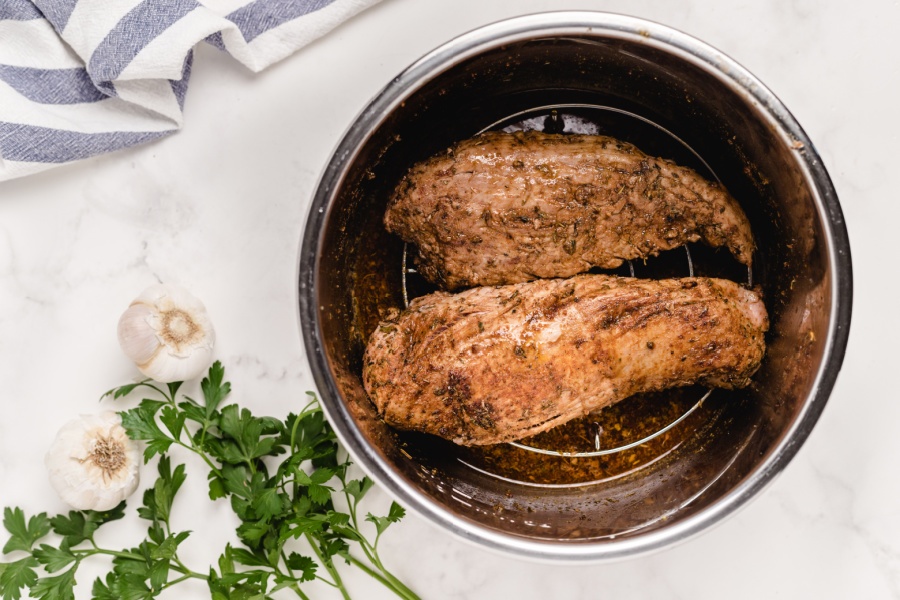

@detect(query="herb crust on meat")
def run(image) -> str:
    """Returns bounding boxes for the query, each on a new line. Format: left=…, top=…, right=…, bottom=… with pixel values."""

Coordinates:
left=385, top=131, right=755, bottom=290
left=362, top=275, right=768, bottom=446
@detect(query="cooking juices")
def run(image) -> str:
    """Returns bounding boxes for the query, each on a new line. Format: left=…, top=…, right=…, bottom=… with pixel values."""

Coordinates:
left=360, top=106, right=752, bottom=487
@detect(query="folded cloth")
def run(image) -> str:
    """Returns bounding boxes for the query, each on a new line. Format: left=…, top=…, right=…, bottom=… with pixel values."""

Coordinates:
left=0, top=0, right=380, bottom=181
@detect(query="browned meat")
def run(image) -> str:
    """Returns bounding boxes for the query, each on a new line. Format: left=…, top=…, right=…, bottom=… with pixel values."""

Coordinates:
left=385, top=131, right=755, bottom=290
left=362, top=275, right=767, bottom=446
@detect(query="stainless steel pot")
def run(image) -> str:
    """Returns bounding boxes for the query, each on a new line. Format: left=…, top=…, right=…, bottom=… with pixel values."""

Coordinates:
left=298, top=12, right=852, bottom=560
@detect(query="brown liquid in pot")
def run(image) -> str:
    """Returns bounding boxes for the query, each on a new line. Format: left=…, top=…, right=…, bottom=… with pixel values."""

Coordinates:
left=391, top=385, right=726, bottom=486
left=355, top=106, right=751, bottom=487
left=459, top=387, right=716, bottom=485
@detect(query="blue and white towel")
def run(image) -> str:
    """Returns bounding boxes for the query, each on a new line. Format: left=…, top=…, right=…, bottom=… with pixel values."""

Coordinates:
left=0, top=0, right=380, bottom=181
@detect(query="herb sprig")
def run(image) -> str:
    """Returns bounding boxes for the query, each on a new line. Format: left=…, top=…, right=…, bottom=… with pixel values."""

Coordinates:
left=0, top=362, right=418, bottom=600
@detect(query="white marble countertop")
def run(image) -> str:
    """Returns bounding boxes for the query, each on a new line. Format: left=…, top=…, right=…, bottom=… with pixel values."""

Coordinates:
left=0, top=0, right=895, bottom=598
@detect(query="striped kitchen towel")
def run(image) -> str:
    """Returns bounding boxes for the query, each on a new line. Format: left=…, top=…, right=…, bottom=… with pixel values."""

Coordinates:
left=0, top=0, right=380, bottom=182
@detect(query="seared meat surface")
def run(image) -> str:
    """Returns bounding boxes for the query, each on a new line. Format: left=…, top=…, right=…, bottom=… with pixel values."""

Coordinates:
left=363, top=275, right=767, bottom=446
left=385, top=131, right=754, bottom=290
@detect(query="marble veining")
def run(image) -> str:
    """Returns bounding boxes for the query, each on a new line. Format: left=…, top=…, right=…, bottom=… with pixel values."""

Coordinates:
left=1, top=0, right=896, bottom=598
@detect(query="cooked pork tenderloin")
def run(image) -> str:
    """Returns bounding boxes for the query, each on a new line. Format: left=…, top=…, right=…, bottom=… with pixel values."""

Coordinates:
left=362, top=275, right=767, bottom=446
left=385, top=131, right=754, bottom=290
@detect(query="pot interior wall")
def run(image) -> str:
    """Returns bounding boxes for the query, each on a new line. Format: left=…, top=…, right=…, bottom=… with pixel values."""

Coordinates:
left=314, top=34, right=832, bottom=543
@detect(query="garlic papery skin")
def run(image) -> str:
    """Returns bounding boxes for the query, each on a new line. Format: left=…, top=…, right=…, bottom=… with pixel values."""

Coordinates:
left=117, top=283, right=215, bottom=383
left=45, top=412, right=141, bottom=511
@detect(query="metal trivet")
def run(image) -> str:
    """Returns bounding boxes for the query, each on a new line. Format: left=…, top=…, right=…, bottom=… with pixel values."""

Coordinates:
left=402, top=243, right=717, bottom=458
left=398, top=105, right=752, bottom=457
left=507, top=388, right=714, bottom=457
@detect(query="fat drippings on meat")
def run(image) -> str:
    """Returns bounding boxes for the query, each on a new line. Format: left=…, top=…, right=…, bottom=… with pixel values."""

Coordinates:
left=363, top=275, right=768, bottom=446
left=385, top=131, right=755, bottom=290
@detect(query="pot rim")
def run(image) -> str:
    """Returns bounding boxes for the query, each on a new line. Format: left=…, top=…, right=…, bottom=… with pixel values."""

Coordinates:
left=297, top=11, right=853, bottom=561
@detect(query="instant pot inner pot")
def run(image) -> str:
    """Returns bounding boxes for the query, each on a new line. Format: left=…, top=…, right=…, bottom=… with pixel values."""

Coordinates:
left=315, top=35, right=830, bottom=542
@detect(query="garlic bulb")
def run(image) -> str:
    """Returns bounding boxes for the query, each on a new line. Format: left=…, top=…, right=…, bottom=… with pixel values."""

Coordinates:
left=45, top=412, right=141, bottom=511
left=117, top=283, right=215, bottom=383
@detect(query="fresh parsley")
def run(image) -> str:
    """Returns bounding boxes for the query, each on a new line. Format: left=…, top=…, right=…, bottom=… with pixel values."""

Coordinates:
left=0, top=362, right=419, bottom=600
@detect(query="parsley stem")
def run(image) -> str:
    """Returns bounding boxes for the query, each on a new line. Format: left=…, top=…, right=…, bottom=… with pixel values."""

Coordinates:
left=343, top=555, right=392, bottom=590
left=304, top=533, right=352, bottom=600
left=69, top=548, right=145, bottom=560
left=288, top=409, right=302, bottom=450
left=77, top=546, right=143, bottom=561
left=174, top=439, right=223, bottom=480
left=345, top=553, right=420, bottom=600
left=314, top=575, right=339, bottom=588
left=338, top=473, right=415, bottom=599
left=99, top=367, right=420, bottom=600
left=138, top=381, right=170, bottom=400
left=379, top=567, right=420, bottom=600
left=172, top=555, right=202, bottom=579
left=160, top=573, right=194, bottom=590
left=175, top=566, right=208, bottom=580
left=279, top=551, right=314, bottom=600
left=160, top=394, right=224, bottom=481
left=339, top=481, right=382, bottom=569
left=335, top=469, right=416, bottom=599
left=79, top=544, right=207, bottom=582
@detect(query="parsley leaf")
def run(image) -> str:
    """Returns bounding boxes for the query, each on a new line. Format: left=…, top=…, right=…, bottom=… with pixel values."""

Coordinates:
left=293, top=469, right=334, bottom=506
left=137, top=456, right=185, bottom=524
left=166, top=381, right=183, bottom=399
left=216, top=405, right=283, bottom=465
left=250, top=488, right=286, bottom=523
left=91, top=574, right=118, bottom=600
left=49, top=503, right=125, bottom=547
left=115, top=574, right=153, bottom=600
left=150, top=532, right=190, bottom=561
left=2, top=509, right=50, bottom=555
left=201, top=361, right=230, bottom=417
left=29, top=566, right=76, bottom=600
left=31, top=546, right=75, bottom=574
left=366, top=502, right=407, bottom=537
left=119, top=401, right=174, bottom=462
left=158, top=405, right=186, bottom=440
left=345, top=477, right=375, bottom=502
left=284, top=553, right=316, bottom=582
left=2, top=362, right=419, bottom=600
left=0, top=556, right=38, bottom=599
left=228, top=547, right=268, bottom=568
left=100, top=380, right=151, bottom=401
